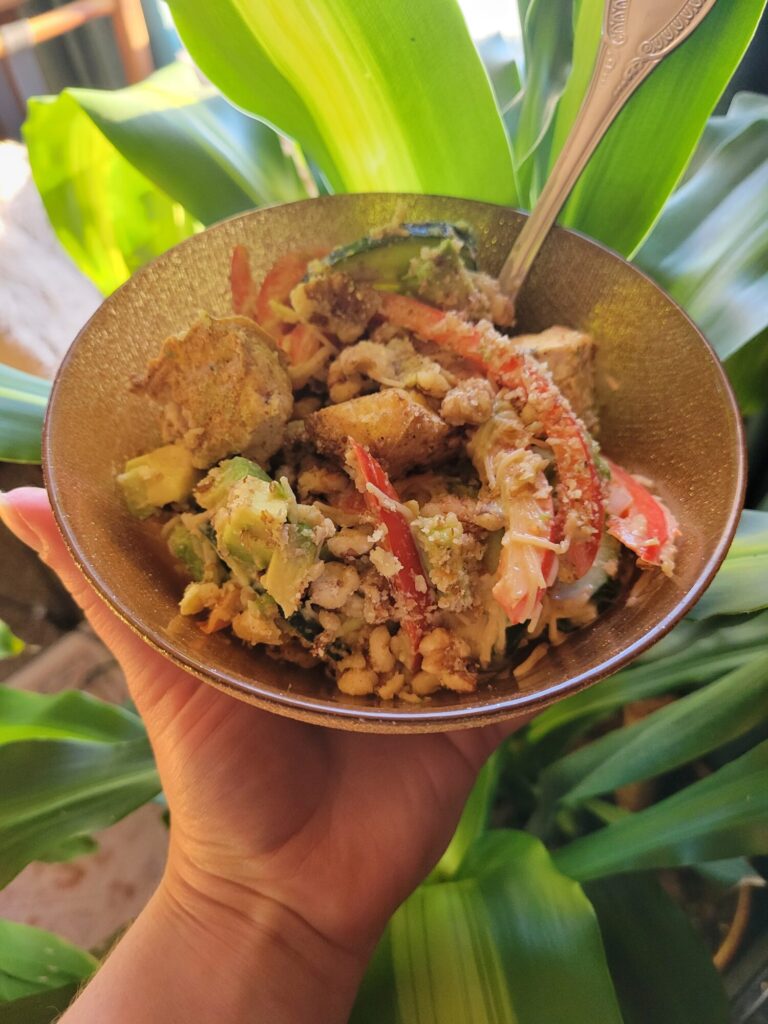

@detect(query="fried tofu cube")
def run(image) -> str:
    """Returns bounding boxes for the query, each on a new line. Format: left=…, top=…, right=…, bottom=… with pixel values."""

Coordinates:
left=514, top=326, right=597, bottom=432
left=307, top=388, right=453, bottom=478
left=133, top=314, right=293, bottom=469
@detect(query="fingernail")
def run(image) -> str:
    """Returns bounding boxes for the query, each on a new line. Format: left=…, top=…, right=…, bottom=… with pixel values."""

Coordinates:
left=0, top=491, right=46, bottom=555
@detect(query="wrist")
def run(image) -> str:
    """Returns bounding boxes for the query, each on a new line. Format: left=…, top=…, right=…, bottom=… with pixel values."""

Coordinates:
left=156, top=847, right=371, bottom=1021
left=63, top=849, right=372, bottom=1024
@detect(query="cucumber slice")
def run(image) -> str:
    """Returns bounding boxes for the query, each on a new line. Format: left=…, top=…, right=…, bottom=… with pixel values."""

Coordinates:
left=320, top=222, right=477, bottom=288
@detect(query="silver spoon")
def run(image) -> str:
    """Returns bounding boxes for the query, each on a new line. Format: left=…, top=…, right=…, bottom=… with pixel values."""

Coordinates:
left=499, top=0, right=719, bottom=300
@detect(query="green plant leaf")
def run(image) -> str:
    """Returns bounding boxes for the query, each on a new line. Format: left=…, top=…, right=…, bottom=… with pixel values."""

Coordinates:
left=24, top=98, right=198, bottom=296
left=549, top=0, right=767, bottom=255
left=0, top=366, right=50, bottom=464
left=0, top=920, right=96, bottom=1003
left=478, top=34, right=522, bottom=123
left=513, top=0, right=573, bottom=204
left=458, top=832, right=623, bottom=1024
left=0, top=738, right=159, bottom=887
left=527, top=611, right=768, bottom=748
left=0, top=686, right=146, bottom=746
left=0, top=623, right=24, bottom=660
left=694, top=857, right=763, bottom=889
left=635, top=93, right=768, bottom=374
left=167, top=0, right=518, bottom=203
left=32, top=61, right=307, bottom=230
left=0, top=982, right=79, bottom=1022
left=36, top=836, right=98, bottom=864
left=726, top=328, right=768, bottom=416
left=585, top=875, right=729, bottom=1024
left=690, top=511, right=768, bottom=619
left=353, top=830, right=622, bottom=1023
left=538, top=649, right=768, bottom=814
left=353, top=876, right=517, bottom=1024
left=24, top=61, right=312, bottom=295
left=429, top=750, right=501, bottom=883
left=554, top=741, right=768, bottom=881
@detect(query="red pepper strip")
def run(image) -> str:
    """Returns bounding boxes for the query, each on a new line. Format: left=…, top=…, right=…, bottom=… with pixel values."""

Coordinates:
left=347, top=440, right=432, bottom=661
left=379, top=292, right=604, bottom=579
left=606, top=460, right=678, bottom=567
left=230, top=244, right=259, bottom=317
left=255, top=249, right=327, bottom=339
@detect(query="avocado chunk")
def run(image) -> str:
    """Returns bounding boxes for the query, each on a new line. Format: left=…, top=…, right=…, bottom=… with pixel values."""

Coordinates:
left=164, top=514, right=225, bottom=583
left=320, top=222, right=477, bottom=289
left=262, top=526, right=319, bottom=617
left=213, top=473, right=325, bottom=612
left=194, top=456, right=270, bottom=511
left=166, top=521, right=204, bottom=580
left=117, top=444, right=200, bottom=519
left=213, top=476, right=291, bottom=577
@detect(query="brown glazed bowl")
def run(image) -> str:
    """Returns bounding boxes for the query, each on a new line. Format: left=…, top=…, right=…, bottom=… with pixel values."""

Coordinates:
left=43, top=194, right=745, bottom=732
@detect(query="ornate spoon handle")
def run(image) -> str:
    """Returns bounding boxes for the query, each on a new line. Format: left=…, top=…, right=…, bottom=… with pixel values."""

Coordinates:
left=498, top=0, right=718, bottom=298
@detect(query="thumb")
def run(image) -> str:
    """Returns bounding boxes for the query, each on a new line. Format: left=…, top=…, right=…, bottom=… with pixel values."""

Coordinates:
left=0, top=486, right=198, bottom=725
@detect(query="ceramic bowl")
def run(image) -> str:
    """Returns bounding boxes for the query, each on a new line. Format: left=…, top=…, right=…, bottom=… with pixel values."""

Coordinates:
left=43, top=194, right=745, bottom=732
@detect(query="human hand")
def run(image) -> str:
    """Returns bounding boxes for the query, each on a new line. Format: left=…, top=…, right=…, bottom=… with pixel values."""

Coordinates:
left=1, top=487, right=527, bottom=1023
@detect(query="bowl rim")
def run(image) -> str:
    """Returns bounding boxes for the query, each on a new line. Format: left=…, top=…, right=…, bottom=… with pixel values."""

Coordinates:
left=42, top=193, right=747, bottom=732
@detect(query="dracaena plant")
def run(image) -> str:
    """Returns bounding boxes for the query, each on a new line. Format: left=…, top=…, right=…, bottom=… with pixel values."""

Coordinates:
left=1, top=2, right=768, bottom=1022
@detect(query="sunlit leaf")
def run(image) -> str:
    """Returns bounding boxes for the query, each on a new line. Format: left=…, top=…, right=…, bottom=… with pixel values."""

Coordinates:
left=354, top=830, right=622, bottom=1023
left=0, top=920, right=96, bottom=1003
left=40, top=62, right=309, bottom=226
left=24, top=93, right=198, bottom=295
left=549, top=0, right=767, bottom=255
left=23, top=62, right=309, bottom=294
left=458, top=832, right=623, bottom=1024
left=0, top=365, right=49, bottom=464
left=429, top=750, right=500, bottom=883
left=689, top=510, right=768, bottom=619
left=585, top=875, right=729, bottom=1024
left=478, top=33, right=523, bottom=120
left=167, top=0, right=518, bottom=203
left=555, top=741, right=768, bottom=881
